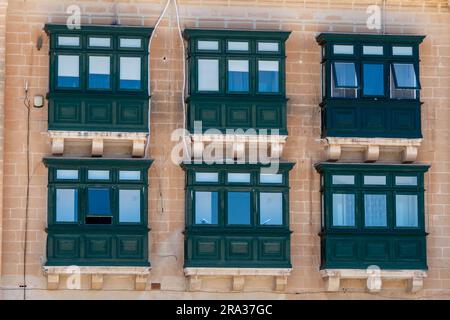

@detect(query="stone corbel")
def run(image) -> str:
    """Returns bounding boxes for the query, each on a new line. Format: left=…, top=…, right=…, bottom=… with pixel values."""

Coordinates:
left=132, top=139, right=146, bottom=157
left=135, top=274, right=148, bottom=290
left=47, top=274, right=60, bottom=290
left=326, top=144, right=341, bottom=161
left=364, top=145, right=380, bottom=162
left=91, top=138, right=104, bottom=157
left=91, top=274, right=104, bottom=290
left=187, top=276, right=202, bottom=292
left=51, top=137, right=64, bottom=155
left=402, top=146, right=418, bottom=163
left=407, top=272, right=425, bottom=293
left=321, top=270, right=341, bottom=292
left=232, top=275, right=245, bottom=292
left=274, top=275, right=288, bottom=292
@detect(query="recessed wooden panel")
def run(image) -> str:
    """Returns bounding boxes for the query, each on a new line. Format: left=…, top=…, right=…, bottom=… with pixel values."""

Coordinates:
left=53, top=235, right=79, bottom=258
left=117, top=101, right=143, bottom=125
left=195, top=104, right=221, bottom=127
left=364, top=240, right=390, bottom=261
left=85, top=235, right=111, bottom=258
left=362, top=108, right=386, bottom=131
left=395, top=239, right=422, bottom=260
left=226, top=238, right=252, bottom=260
left=226, top=106, right=251, bottom=127
left=331, top=107, right=357, bottom=130
left=192, top=237, right=221, bottom=260
left=54, top=100, right=82, bottom=123
left=86, top=101, right=113, bottom=124
left=117, top=235, right=144, bottom=259
left=259, top=237, right=285, bottom=261
left=330, top=239, right=358, bottom=261
left=391, top=108, right=416, bottom=131
left=257, top=106, right=280, bottom=128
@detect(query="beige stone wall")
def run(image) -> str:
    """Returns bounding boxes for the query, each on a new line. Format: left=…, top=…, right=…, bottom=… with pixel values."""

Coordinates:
left=0, top=0, right=449, bottom=299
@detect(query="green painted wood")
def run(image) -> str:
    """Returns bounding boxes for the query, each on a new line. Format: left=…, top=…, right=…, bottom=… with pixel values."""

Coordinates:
left=317, top=33, right=424, bottom=139
left=45, top=24, right=152, bottom=132
left=184, top=29, right=290, bottom=134
left=315, top=163, right=429, bottom=270
left=182, top=162, right=294, bottom=268
left=44, top=158, right=152, bottom=266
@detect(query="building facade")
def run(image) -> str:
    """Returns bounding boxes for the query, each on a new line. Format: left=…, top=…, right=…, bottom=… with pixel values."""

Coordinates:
left=0, top=0, right=449, bottom=299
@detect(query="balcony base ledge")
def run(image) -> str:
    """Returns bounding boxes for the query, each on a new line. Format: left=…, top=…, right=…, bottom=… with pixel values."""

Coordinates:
left=48, top=130, right=148, bottom=157
left=322, top=137, right=422, bottom=163
left=320, top=268, right=427, bottom=293
left=43, top=266, right=151, bottom=290
left=190, top=133, right=288, bottom=160
left=184, top=267, right=291, bottom=292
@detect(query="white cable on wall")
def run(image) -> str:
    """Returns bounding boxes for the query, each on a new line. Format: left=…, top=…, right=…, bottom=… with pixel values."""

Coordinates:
left=145, top=0, right=172, bottom=158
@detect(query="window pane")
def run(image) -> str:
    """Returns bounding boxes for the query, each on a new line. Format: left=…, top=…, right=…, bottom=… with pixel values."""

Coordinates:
left=331, top=63, right=357, bottom=98
left=198, top=59, right=219, bottom=91
left=393, top=63, right=417, bottom=88
left=87, top=188, right=111, bottom=216
left=227, top=192, right=251, bottom=225
left=56, top=189, right=77, bottom=222
left=258, top=60, right=279, bottom=93
left=89, top=37, right=111, bottom=47
left=88, top=170, right=109, bottom=180
left=333, top=44, right=354, bottom=54
left=228, top=60, right=249, bottom=92
left=260, top=193, right=283, bottom=225
left=363, top=64, right=384, bottom=96
left=195, top=191, right=218, bottom=224
left=393, top=46, right=413, bottom=56
left=120, top=57, right=141, bottom=89
left=332, top=193, right=355, bottom=227
left=364, top=176, right=386, bottom=185
left=119, top=190, right=141, bottom=223
left=258, top=42, right=279, bottom=52
left=364, top=194, right=387, bottom=227
left=120, top=38, right=141, bottom=48
left=228, top=41, right=248, bottom=51
left=195, top=172, right=218, bottom=183
left=198, top=40, right=219, bottom=51
left=57, top=55, right=79, bottom=88
left=89, top=56, right=110, bottom=89
left=396, top=195, right=418, bottom=227
left=334, top=62, right=357, bottom=87
left=58, top=36, right=79, bottom=46
left=260, top=173, right=283, bottom=184
left=119, top=171, right=141, bottom=180
left=332, top=175, right=355, bottom=185
left=56, top=169, right=78, bottom=180
left=363, top=45, right=383, bottom=55
left=228, top=173, right=250, bottom=183
left=395, top=176, right=418, bottom=186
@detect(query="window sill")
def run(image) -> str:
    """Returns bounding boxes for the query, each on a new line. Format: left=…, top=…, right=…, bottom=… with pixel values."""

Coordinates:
left=320, top=268, right=427, bottom=293
left=184, top=267, right=291, bottom=292
left=48, top=130, right=148, bottom=157
left=43, top=266, right=151, bottom=290
left=322, top=137, right=422, bottom=162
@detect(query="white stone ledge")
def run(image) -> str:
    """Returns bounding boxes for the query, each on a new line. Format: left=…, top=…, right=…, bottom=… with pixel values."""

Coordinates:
left=43, top=266, right=151, bottom=290
left=48, top=130, right=148, bottom=157
left=320, top=269, right=427, bottom=293
left=322, top=137, right=422, bottom=163
left=184, top=268, right=291, bottom=292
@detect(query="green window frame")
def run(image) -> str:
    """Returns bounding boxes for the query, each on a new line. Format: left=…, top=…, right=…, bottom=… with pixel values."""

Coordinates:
left=44, top=24, right=153, bottom=132
left=43, top=158, right=153, bottom=266
left=182, top=162, right=294, bottom=268
left=184, top=29, right=290, bottom=134
left=315, top=163, right=429, bottom=270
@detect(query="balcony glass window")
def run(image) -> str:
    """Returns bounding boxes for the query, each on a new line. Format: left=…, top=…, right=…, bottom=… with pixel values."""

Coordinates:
left=363, top=63, right=384, bottom=96
left=198, top=59, right=219, bottom=91
left=260, top=192, right=283, bottom=225
left=258, top=60, right=279, bottom=93
left=89, top=37, right=111, bottom=47
left=119, top=189, right=141, bottom=223
left=198, top=40, right=219, bottom=51
left=227, top=192, right=251, bottom=225
left=88, top=56, right=111, bottom=89
left=396, top=195, right=418, bottom=227
left=120, top=57, right=141, bottom=89
left=228, top=60, right=249, bottom=92
left=56, top=189, right=78, bottom=222
left=58, top=36, right=80, bottom=46
left=257, top=42, right=279, bottom=52
left=57, top=55, right=79, bottom=88
left=364, top=194, right=387, bottom=227
left=120, top=38, right=142, bottom=48
left=227, top=41, right=249, bottom=51
left=332, top=193, right=355, bottom=227
left=195, top=191, right=218, bottom=225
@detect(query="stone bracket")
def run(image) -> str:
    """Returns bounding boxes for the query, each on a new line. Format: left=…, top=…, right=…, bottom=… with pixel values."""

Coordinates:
left=184, top=268, right=292, bottom=292
left=48, top=131, right=148, bottom=157
left=320, top=269, right=427, bottom=293
left=43, top=266, right=151, bottom=290
left=323, top=138, right=422, bottom=163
